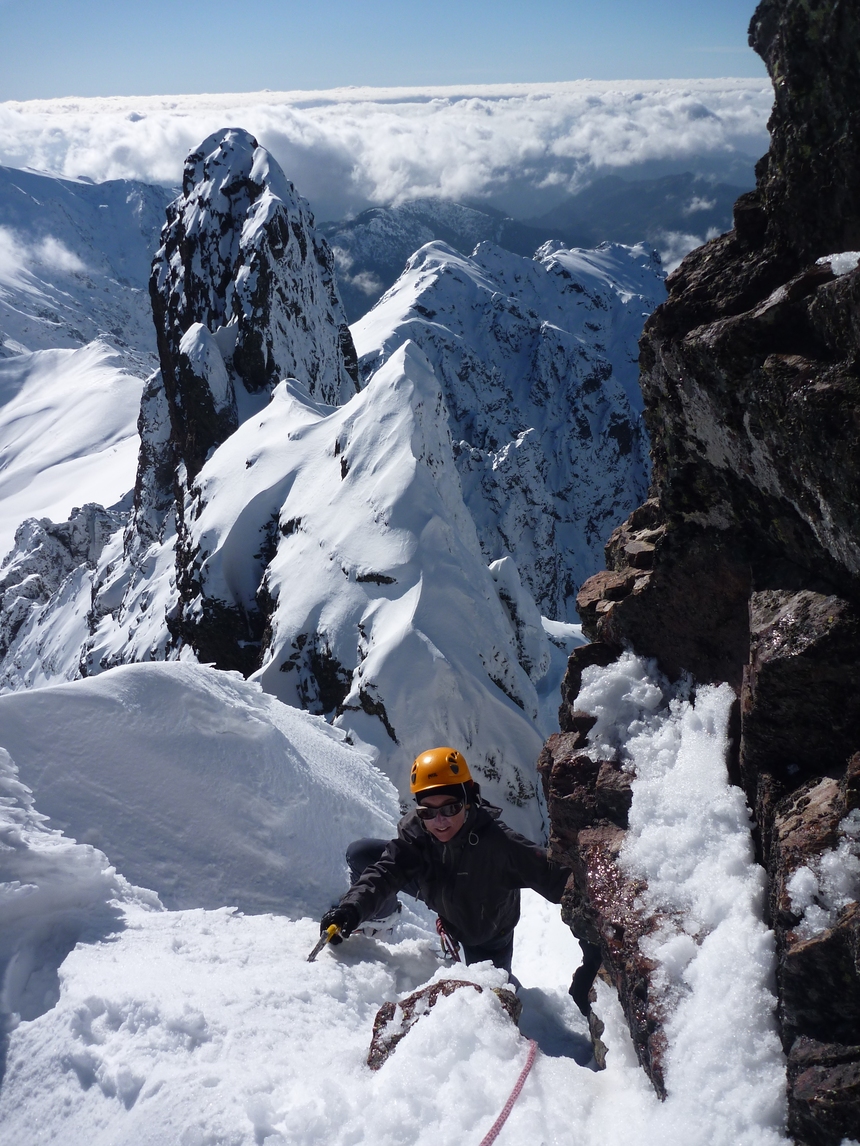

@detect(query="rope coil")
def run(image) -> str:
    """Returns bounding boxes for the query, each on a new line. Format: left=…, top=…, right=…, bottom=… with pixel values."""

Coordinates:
left=478, top=1038, right=538, bottom=1146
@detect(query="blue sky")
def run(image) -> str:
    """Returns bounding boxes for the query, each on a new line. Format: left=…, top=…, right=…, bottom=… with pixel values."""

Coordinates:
left=1, top=0, right=766, bottom=102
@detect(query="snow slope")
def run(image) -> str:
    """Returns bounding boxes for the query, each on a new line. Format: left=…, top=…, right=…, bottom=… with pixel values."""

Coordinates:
left=0, top=341, right=143, bottom=559
left=0, top=662, right=397, bottom=915
left=0, top=655, right=790, bottom=1146
left=354, top=239, right=664, bottom=617
left=104, top=342, right=548, bottom=832
left=0, top=163, right=169, bottom=370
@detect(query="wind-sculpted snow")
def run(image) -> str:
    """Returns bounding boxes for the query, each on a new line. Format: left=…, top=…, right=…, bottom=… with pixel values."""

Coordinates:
left=0, top=745, right=137, bottom=1023
left=0, top=164, right=169, bottom=371
left=353, top=239, right=665, bottom=618
left=0, top=662, right=398, bottom=914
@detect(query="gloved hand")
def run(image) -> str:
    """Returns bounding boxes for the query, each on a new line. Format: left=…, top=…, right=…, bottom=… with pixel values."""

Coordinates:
left=320, top=904, right=360, bottom=945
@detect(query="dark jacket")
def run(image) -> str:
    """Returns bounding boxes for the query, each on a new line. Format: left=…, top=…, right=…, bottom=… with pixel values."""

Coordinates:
left=340, top=799, right=570, bottom=947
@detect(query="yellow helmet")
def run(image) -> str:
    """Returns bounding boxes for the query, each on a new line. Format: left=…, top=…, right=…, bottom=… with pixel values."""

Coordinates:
left=410, top=747, right=472, bottom=794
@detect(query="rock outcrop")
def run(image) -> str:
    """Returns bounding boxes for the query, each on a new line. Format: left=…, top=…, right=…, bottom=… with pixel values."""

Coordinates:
left=367, top=979, right=522, bottom=1070
left=147, top=127, right=358, bottom=492
left=545, top=1, right=860, bottom=1140
left=128, top=129, right=360, bottom=671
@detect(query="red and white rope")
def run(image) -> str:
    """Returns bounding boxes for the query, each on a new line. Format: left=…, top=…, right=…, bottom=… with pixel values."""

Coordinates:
left=478, top=1038, right=538, bottom=1146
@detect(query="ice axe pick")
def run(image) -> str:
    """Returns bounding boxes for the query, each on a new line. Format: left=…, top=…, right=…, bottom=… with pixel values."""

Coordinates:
left=307, top=924, right=341, bottom=962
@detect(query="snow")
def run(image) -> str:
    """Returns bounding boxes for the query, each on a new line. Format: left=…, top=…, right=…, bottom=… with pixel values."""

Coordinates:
left=0, top=745, right=148, bottom=1024
left=0, top=662, right=397, bottom=914
left=0, top=164, right=168, bottom=368
left=0, top=653, right=792, bottom=1145
left=576, top=652, right=787, bottom=1142
left=0, top=342, right=143, bottom=559
left=353, top=238, right=662, bottom=617
left=817, top=251, right=860, bottom=277
left=787, top=808, right=860, bottom=940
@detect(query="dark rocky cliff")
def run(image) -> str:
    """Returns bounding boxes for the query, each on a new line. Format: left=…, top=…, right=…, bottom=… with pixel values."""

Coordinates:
left=544, top=2, right=860, bottom=1141
left=130, top=129, right=360, bottom=671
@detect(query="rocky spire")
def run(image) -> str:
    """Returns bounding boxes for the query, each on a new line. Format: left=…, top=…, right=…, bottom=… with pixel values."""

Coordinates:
left=750, top=0, right=860, bottom=261
left=137, top=127, right=359, bottom=524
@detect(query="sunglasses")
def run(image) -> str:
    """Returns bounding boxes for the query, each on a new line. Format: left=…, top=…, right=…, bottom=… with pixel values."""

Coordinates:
left=416, top=800, right=465, bottom=822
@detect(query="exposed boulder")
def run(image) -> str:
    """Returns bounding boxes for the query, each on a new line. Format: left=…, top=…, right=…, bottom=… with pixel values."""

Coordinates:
left=549, top=1, right=860, bottom=1137
left=367, top=979, right=522, bottom=1071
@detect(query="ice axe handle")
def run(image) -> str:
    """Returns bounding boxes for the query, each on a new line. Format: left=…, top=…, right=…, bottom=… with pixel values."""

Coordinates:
left=307, top=924, right=341, bottom=962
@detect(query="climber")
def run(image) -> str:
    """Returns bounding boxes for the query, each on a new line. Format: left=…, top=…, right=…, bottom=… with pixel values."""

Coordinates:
left=318, top=746, right=572, bottom=973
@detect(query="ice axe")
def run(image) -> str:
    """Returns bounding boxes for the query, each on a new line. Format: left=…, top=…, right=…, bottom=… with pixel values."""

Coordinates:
left=307, top=923, right=341, bottom=962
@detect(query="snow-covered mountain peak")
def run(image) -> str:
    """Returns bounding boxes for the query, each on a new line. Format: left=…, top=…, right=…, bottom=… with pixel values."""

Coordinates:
left=149, top=127, right=358, bottom=487
left=0, top=143, right=663, bottom=829
left=354, top=237, right=665, bottom=618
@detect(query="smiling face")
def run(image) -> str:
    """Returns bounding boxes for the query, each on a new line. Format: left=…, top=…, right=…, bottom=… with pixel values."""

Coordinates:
left=418, top=792, right=468, bottom=842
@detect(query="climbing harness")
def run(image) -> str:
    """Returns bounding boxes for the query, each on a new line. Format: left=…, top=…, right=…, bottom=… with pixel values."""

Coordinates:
left=436, top=917, right=461, bottom=962
left=477, top=1038, right=538, bottom=1146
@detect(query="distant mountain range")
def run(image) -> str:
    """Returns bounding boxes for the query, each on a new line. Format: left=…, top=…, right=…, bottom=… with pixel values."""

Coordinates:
left=322, top=172, right=747, bottom=321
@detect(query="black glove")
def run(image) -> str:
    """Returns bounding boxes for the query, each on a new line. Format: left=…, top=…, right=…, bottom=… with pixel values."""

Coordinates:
left=320, top=904, right=360, bottom=945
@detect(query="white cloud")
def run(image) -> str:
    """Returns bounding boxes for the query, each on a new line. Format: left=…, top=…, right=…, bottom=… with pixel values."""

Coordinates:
left=0, top=80, right=772, bottom=220
left=0, top=226, right=87, bottom=290
left=683, top=195, right=717, bottom=214
left=35, top=235, right=87, bottom=272
left=658, top=227, right=722, bottom=273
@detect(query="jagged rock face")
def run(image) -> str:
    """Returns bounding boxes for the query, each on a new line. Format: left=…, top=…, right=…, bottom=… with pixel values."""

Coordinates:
left=750, top=0, right=860, bottom=261
left=559, top=0, right=860, bottom=1137
left=353, top=239, right=663, bottom=619
left=0, top=505, right=122, bottom=688
left=147, top=127, right=358, bottom=488
left=540, top=646, right=669, bottom=1096
left=129, top=129, right=360, bottom=664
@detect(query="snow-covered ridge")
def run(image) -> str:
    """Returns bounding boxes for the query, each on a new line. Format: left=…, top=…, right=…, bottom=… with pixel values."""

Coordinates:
left=354, top=238, right=664, bottom=618
left=322, top=197, right=553, bottom=321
